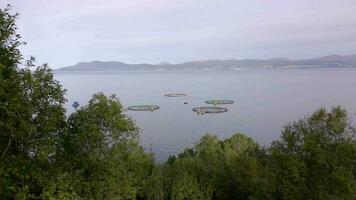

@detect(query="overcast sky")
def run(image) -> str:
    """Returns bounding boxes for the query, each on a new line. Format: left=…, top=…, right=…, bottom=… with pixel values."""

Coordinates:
left=2, top=0, right=356, bottom=68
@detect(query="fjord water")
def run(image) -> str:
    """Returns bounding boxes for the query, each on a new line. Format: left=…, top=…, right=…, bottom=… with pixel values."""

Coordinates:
left=55, top=68, right=356, bottom=161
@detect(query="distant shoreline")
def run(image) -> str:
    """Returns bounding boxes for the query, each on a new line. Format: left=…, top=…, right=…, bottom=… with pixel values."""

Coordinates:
left=54, top=65, right=356, bottom=73
left=56, top=54, right=356, bottom=72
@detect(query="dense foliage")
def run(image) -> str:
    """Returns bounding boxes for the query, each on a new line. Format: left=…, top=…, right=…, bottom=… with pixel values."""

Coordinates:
left=1, top=5, right=355, bottom=199
left=143, top=134, right=264, bottom=200
left=0, top=5, right=152, bottom=199
left=143, top=109, right=356, bottom=200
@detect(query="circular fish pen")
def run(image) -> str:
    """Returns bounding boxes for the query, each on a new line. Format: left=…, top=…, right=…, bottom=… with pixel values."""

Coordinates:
left=164, top=93, right=187, bottom=97
left=127, top=105, right=160, bottom=112
left=205, top=99, right=234, bottom=105
left=192, top=106, right=228, bottom=114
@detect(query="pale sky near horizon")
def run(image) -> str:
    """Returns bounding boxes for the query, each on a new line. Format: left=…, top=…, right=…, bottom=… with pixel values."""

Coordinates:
left=2, top=0, right=356, bottom=68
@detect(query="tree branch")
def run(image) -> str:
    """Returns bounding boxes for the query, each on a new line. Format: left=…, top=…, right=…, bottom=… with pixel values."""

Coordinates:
left=1, top=136, right=12, bottom=161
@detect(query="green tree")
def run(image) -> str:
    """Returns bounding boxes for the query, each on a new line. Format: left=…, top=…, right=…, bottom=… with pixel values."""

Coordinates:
left=45, top=93, right=153, bottom=199
left=266, top=107, right=356, bottom=200
left=1, top=5, right=66, bottom=199
left=144, top=134, right=263, bottom=200
left=1, top=6, right=153, bottom=199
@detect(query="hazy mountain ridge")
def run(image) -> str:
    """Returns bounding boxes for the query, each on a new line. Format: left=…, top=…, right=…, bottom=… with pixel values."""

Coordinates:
left=57, top=54, right=356, bottom=71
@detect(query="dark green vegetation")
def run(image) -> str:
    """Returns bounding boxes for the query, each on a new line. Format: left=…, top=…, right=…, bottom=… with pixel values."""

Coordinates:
left=1, top=6, right=356, bottom=199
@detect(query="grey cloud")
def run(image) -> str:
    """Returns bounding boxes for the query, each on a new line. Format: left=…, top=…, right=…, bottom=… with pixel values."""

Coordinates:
left=2, top=0, right=356, bottom=68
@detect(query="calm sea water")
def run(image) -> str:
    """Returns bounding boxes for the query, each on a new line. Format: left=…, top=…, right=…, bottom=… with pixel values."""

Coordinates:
left=55, top=68, right=356, bottom=161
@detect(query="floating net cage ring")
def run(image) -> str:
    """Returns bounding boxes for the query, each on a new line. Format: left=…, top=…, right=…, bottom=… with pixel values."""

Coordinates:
left=127, top=105, right=160, bottom=111
left=205, top=99, right=234, bottom=105
left=164, top=93, right=187, bottom=97
left=192, top=106, right=228, bottom=114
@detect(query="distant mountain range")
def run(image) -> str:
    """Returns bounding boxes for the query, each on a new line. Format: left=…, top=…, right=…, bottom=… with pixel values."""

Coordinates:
left=57, top=54, right=356, bottom=71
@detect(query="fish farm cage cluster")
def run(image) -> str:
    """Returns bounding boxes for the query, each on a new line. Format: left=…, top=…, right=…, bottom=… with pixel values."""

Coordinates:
left=125, top=93, right=234, bottom=114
